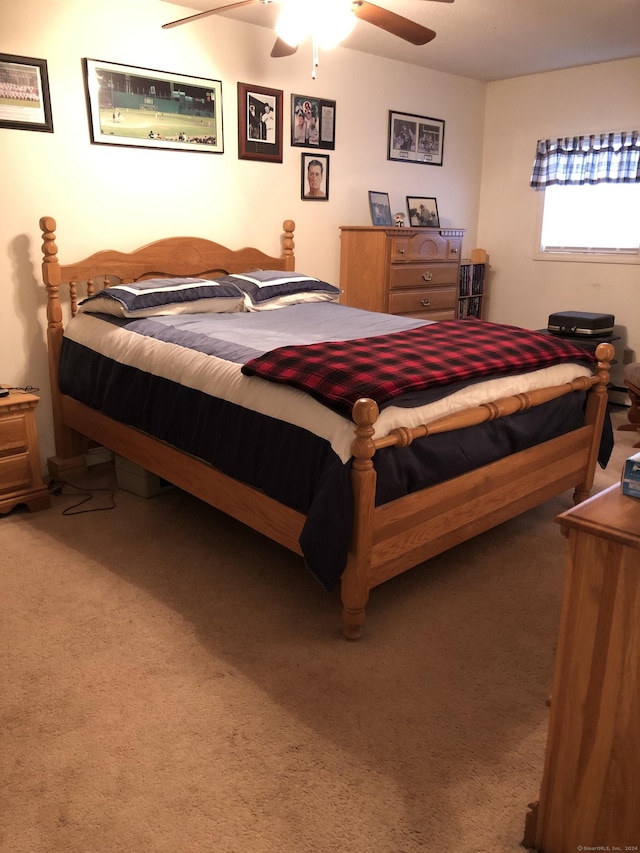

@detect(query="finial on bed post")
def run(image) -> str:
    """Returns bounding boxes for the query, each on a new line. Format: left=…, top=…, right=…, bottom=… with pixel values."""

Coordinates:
left=282, top=219, right=295, bottom=271
left=40, top=216, right=60, bottom=286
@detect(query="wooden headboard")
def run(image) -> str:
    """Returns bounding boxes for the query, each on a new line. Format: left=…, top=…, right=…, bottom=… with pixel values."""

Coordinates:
left=39, top=215, right=296, bottom=460
left=40, top=216, right=296, bottom=317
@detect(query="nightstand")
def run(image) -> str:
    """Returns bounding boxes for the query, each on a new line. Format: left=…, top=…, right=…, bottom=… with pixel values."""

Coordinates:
left=0, top=389, right=50, bottom=514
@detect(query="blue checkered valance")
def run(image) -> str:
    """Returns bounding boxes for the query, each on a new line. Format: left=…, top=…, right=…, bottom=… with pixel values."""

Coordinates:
left=530, top=130, right=640, bottom=188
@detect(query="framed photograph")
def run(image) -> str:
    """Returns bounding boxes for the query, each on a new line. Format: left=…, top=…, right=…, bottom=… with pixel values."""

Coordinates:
left=368, top=191, right=392, bottom=226
left=83, top=58, right=223, bottom=153
left=0, top=53, right=53, bottom=133
left=388, top=110, right=445, bottom=166
left=238, top=82, right=282, bottom=163
left=301, top=152, right=329, bottom=201
left=406, top=196, right=440, bottom=227
left=291, top=94, right=335, bottom=149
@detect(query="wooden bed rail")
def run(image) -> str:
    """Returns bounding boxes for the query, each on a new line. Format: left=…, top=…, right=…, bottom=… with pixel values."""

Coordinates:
left=351, top=343, right=613, bottom=460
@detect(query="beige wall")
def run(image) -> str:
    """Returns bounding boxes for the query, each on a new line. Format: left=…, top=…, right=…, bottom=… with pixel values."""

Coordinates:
left=1, top=0, right=486, bottom=464
left=478, top=57, right=640, bottom=387
left=5, top=0, right=639, bottom=468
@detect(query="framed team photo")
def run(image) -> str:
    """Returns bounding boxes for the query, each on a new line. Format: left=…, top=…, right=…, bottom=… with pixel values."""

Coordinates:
left=0, top=53, right=53, bottom=133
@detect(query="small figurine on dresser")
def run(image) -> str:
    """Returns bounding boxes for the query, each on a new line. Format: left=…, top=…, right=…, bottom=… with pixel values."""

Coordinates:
left=394, top=212, right=406, bottom=227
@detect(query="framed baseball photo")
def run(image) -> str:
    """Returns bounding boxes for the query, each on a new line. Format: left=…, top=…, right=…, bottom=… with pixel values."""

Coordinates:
left=238, top=81, right=283, bottom=162
left=388, top=110, right=444, bottom=166
left=0, top=53, right=53, bottom=133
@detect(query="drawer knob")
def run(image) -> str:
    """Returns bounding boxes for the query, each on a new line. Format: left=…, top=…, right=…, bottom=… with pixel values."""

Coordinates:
left=399, top=248, right=406, bottom=254
left=451, top=248, right=458, bottom=253
left=422, top=272, right=433, bottom=281
left=421, top=297, right=431, bottom=307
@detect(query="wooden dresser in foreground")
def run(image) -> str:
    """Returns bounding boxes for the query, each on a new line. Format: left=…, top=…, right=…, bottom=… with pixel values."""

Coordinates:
left=339, top=226, right=465, bottom=321
left=0, top=390, right=50, bottom=514
left=524, top=484, right=640, bottom=852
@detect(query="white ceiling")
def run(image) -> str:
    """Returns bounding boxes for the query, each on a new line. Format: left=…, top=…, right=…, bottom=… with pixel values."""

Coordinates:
left=160, top=0, right=640, bottom=82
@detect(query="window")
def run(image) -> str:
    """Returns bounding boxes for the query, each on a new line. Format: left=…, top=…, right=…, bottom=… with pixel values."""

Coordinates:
left=531, top=130, right=640, bottom=262
left=540, top=183, right=640, bottom=256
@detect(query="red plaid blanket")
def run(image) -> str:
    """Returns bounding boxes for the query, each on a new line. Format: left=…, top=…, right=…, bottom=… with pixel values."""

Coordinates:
left=241, top=318, right=595, bottom=417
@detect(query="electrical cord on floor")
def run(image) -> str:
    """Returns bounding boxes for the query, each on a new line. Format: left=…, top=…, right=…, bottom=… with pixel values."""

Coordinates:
left=48, top=479, right=116, bottom=515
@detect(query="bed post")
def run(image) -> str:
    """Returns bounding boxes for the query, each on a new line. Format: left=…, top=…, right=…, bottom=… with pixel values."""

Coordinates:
left=282, top=219, right=295, bottom=271
left=573, top=341, right=614, bottom=504
left=39, top=216, right=86, bottom=474
left=341, top=398, right=379, bottom=639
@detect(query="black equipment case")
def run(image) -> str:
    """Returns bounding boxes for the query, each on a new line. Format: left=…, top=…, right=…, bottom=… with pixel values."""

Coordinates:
left=547, top=311, right=615, bottom=337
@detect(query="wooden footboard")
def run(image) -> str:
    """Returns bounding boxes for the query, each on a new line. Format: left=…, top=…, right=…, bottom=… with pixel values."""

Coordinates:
left=340, top=346, right=613, bottom=639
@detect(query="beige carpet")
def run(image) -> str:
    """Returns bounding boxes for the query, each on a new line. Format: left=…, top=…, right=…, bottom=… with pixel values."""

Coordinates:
left=1, top=410, right=635, bottom=853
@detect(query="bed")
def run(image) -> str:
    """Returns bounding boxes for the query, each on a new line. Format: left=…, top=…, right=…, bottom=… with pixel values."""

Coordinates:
left=39, top=215, right=614, bottom=639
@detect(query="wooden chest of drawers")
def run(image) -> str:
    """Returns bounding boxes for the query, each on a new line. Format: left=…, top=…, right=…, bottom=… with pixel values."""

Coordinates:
left=0, top=390, right=50, bottom=514
left=339, top=226, right=465, bottom=320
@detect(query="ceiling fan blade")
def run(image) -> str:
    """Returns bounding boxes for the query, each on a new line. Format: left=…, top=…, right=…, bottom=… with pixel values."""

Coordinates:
left=271, top=38, right=298, bottom=58
left=352, top=1, right=436, bottom=45
left=162, top=0, right=259, bottom=30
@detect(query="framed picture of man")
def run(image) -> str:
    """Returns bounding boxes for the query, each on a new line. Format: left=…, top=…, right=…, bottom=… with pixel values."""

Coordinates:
left=301, top=153, right=329, bottom=200
left=237, top=82, right=283, bottom=162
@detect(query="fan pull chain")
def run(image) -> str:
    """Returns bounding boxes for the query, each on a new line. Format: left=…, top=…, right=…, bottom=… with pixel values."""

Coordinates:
left=312, top=36, right=319, bottom=78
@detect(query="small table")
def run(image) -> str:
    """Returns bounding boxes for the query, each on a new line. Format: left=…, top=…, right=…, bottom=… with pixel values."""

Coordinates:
left=0, top=389, right=50, bottom=514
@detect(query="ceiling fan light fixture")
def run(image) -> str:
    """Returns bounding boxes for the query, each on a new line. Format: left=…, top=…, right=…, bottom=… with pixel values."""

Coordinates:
left=275, top=0, right=310, bottom=47
left=275, top=0, right=356, bottom=50
left=314, top=0, right=356, bottom=49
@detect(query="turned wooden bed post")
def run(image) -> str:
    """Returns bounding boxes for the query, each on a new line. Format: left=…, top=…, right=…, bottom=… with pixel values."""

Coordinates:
left=572, top=341, right=613, bottom=504
left=342, top=398, right=379, bottom=640
left=39, top=216, right=86, bottom=471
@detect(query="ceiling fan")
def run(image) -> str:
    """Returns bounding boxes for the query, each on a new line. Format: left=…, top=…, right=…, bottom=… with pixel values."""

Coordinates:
left=162, top=0, right=454, bottom=61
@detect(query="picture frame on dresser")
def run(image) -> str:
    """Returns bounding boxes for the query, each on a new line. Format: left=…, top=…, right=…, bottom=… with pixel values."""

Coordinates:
left=368, top=191, right=392, bottom=226
left=407, top=196, right=439, bottom=227
left=388, top=110, right=444, bottom=166
left=0, top=53, right=53, bottom=133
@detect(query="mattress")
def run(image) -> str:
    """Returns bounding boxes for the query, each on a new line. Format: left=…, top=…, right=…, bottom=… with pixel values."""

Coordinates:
left=58, top=301, right=600, bottom=590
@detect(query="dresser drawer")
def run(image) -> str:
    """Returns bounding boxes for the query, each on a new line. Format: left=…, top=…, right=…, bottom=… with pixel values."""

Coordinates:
left=390, top=263, right=457, bottom=289
left=0, top=453, right=32, bottom=493
left=389, top=285, right=456, bottom=317
left=0, top=414, right=28, bottom=456
left=389, top=233, right=461, bottom=263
